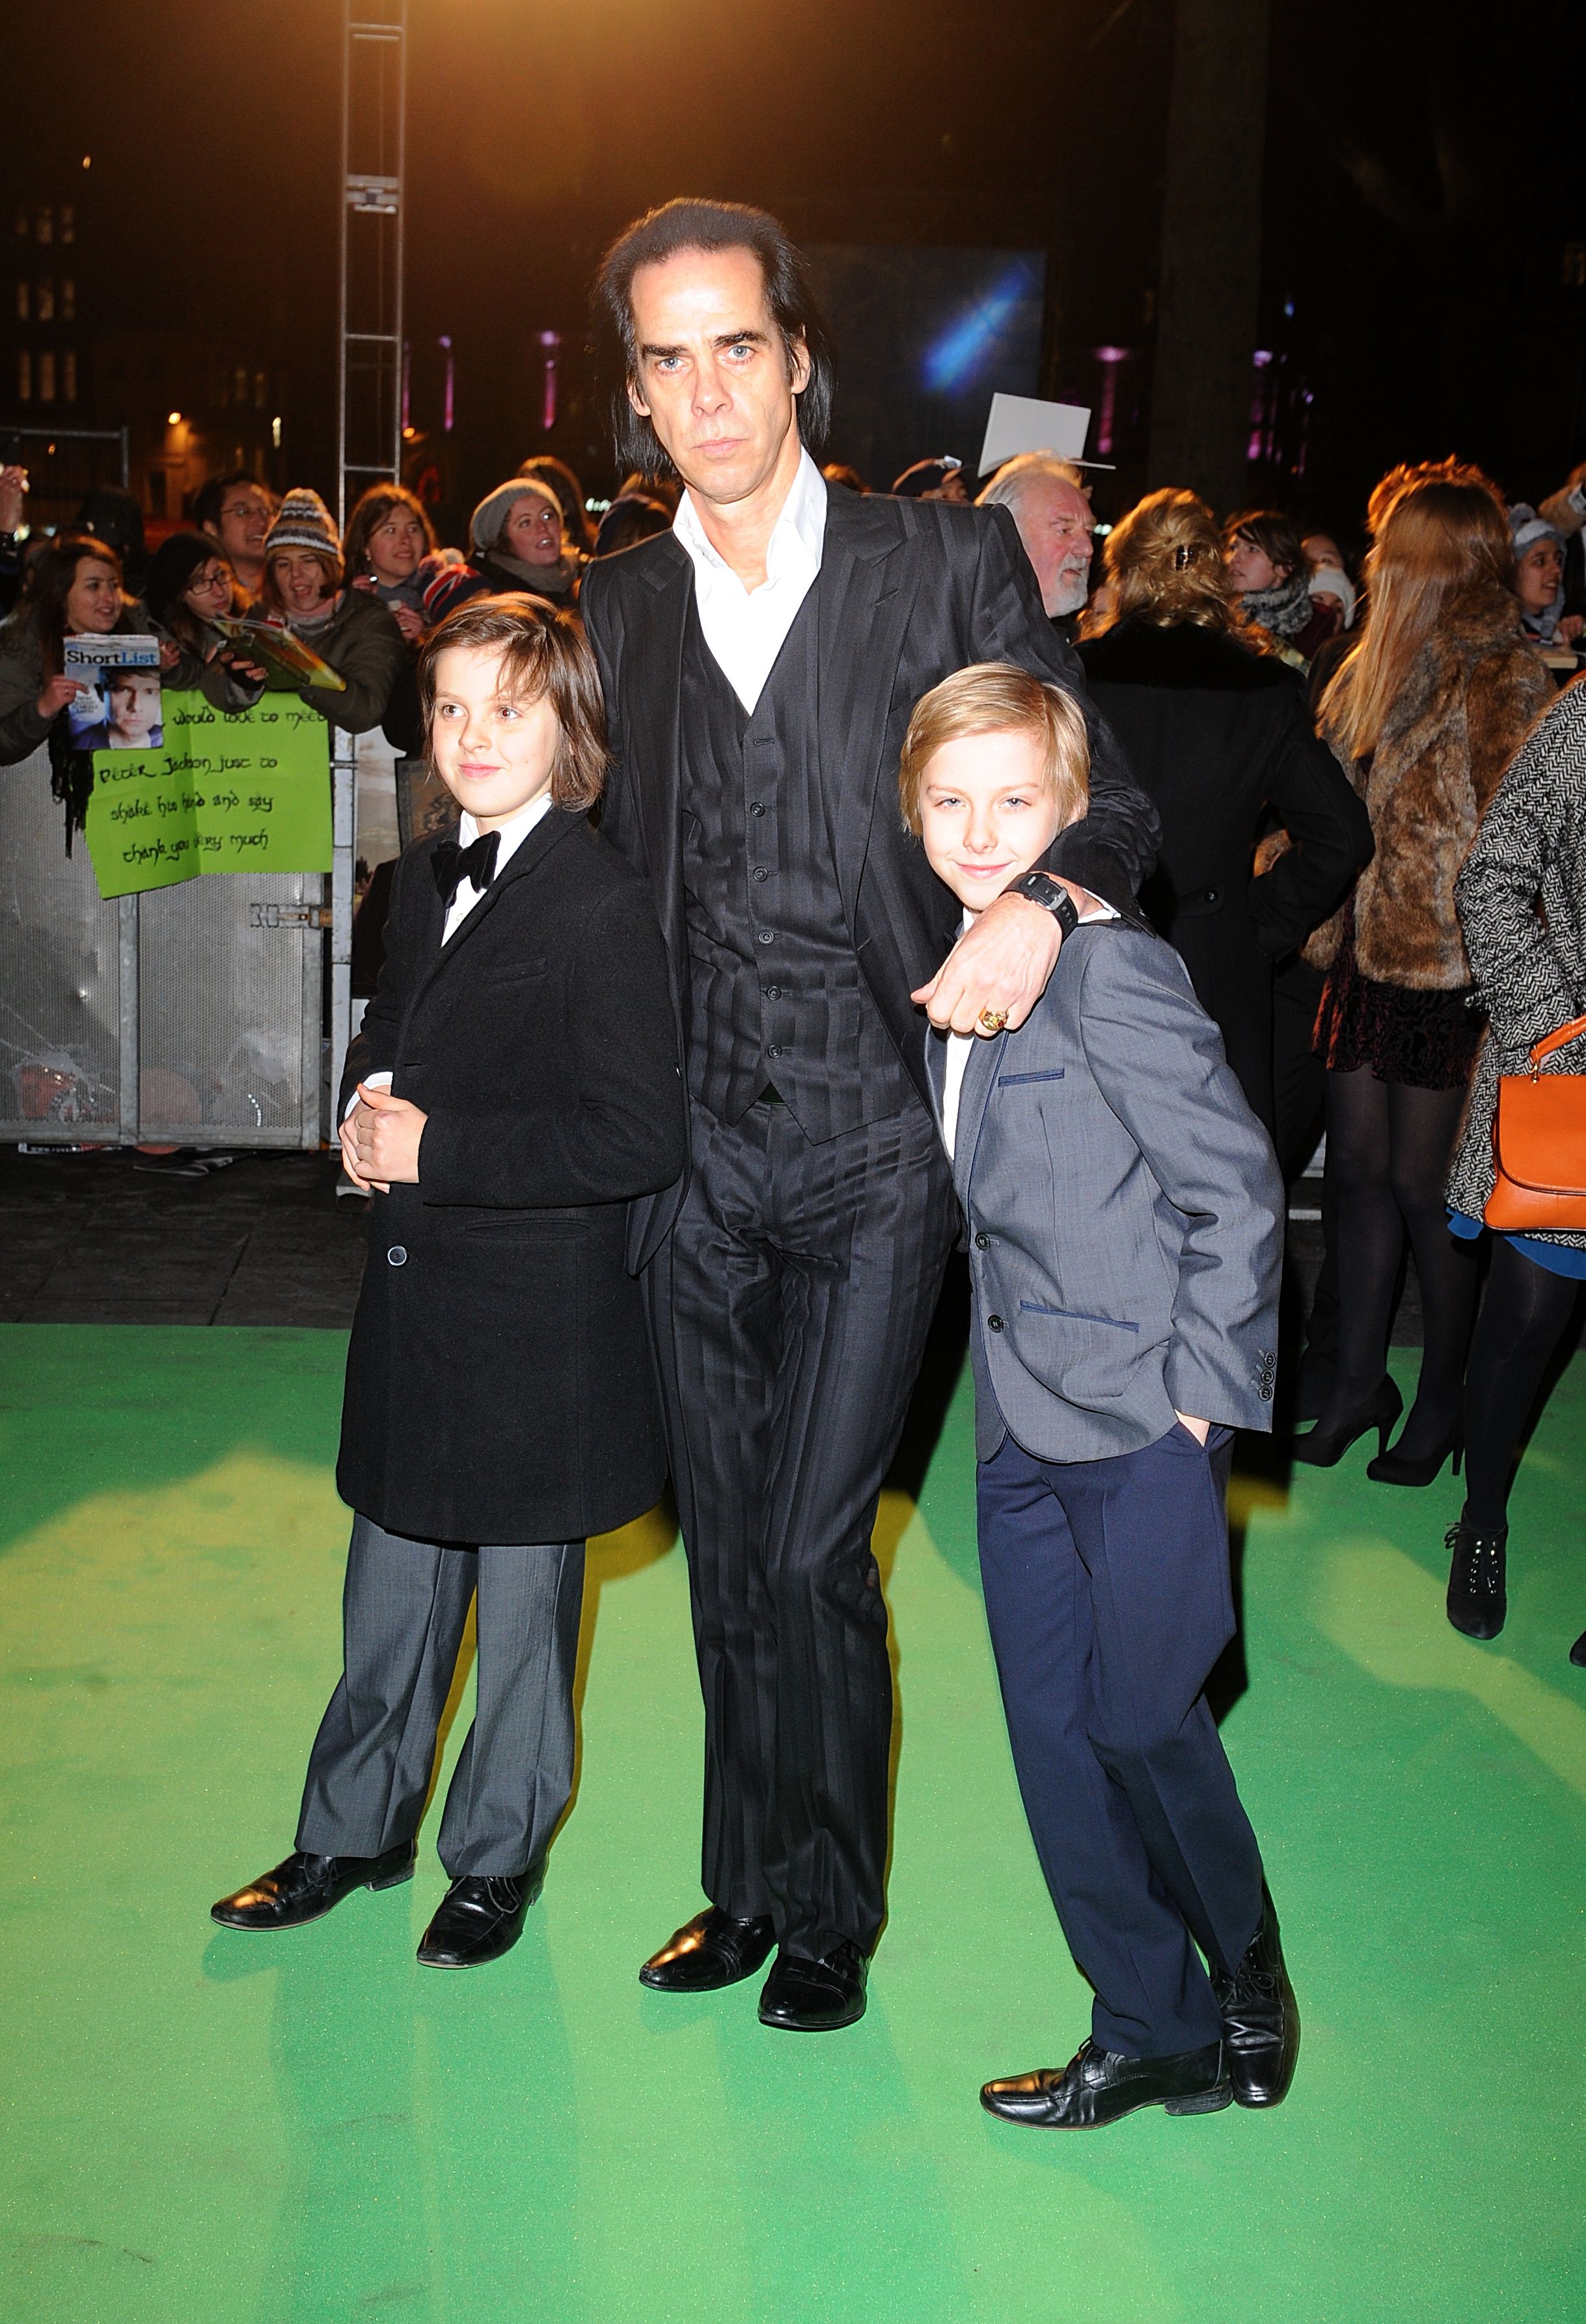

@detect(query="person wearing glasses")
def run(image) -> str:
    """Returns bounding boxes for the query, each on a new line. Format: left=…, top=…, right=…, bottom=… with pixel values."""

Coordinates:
left=193, top=471, right=279, bottom=608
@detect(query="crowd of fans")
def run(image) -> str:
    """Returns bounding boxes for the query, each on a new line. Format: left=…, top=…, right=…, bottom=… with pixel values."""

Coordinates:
left=1, top=429, right=1583, bottom=1656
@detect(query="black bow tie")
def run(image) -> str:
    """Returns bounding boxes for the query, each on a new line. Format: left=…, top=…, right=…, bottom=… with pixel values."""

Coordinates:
left=432, top=830, right=500, bottom=906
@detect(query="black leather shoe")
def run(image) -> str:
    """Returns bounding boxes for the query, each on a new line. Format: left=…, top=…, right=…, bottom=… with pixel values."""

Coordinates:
left=416, top=1869, right=541, bottom=1969
left=981, top=2038, right=1230, bottom=2129
left=638, top=1907, right=776, bottom=1992
left=211, top=1842, right=416, bottom=1930
left=1367, top=1417, right=1463, bottom=1487
left=758, top=1940, right=868, bottom=2031
left=1445, top=1514, right=1507, bottom=1640
left=1210, top=1896, right=1300, bottom=2107
left=1292, top=1376, right=1402, bottom=1468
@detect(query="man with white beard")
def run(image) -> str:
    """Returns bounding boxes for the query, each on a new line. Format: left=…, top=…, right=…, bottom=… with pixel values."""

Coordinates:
left=978, top=454, right=1097, bottom=638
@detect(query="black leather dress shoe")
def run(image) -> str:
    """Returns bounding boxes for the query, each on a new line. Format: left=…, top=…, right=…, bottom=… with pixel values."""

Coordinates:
left=416, top=1869, right=541, bottom=1969
left=981, top=2038, right=1230, bottom=2129
left=638, top=1907, right=776, bottom=1992
left=758, top=1940, right=868, bottom=2031
left=1210, top=1896, right=1300, bottom=2107
left=211, top=1842, right=416, bottom=1930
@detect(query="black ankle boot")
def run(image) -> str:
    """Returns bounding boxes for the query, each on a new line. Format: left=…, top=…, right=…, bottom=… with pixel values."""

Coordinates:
left=1445, top=1512, right=1507, bottom=1640
left=1292, top=1376, right=1402, bottom=1469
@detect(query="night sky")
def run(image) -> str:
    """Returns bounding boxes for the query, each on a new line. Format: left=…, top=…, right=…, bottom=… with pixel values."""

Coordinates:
left=6, top=0, right=1583, bottom=533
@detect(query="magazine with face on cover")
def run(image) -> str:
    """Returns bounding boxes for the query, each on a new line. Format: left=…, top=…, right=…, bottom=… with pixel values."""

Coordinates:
left=64, top=632, right=163, bottom=750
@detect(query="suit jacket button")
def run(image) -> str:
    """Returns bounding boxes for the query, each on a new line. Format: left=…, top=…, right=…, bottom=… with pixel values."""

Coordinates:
left=987, top=1313, right=1005, bottom=1332
left=387, top=1245, right=407, bottom=1267
left=1258, top=1384, right=1272, bottom=1400
left=974, top=1232, right=991, bottom=1250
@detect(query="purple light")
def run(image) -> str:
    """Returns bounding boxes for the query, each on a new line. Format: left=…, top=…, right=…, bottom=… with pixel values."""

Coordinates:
left=439, top=335, right=454, bottom=434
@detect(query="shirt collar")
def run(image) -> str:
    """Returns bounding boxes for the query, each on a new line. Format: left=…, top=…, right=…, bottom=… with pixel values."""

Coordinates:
left=458, top=789, right=554, bottom=875
left=672, top=445, right=827, bottom=591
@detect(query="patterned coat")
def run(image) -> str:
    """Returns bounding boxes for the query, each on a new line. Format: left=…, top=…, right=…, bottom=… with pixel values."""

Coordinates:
left=1446, top=678, right=1586, bottom=1249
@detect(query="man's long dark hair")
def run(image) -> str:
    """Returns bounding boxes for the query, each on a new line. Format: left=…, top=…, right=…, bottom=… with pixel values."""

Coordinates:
left=594, top=199, right=836, bottom=480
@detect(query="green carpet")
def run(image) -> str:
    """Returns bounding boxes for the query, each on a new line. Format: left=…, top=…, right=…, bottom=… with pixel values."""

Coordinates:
left=2, top=1324, right=1583, bottom=2323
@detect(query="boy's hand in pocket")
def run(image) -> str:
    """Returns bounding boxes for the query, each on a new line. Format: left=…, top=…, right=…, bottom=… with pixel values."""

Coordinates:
left=1174, top=1411, right=1210, bottom=1445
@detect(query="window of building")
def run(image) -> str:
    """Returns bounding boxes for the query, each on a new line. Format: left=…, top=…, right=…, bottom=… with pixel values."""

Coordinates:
left=62, top=350, right=77, bottom=402
left=18, top=350, right=32, bottom=401
left=59, top=206, right=74, bottom=243
left=14, top=204, right=28, bottom=238
left=234, top=365, right=249, bottom=404
left=38, top=350, right=56, bottom=402
left=61, top=278, right=74, bottom=320
left=254, top=370, right=266, bottom=409
left=37, top=279, right=54, bottom=322
left=15, top=281, right=27, bottom=320
left=35, top=208, right=52, bottom=246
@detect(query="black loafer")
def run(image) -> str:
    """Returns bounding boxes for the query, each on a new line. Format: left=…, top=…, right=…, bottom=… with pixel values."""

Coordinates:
left=1211, top=1894, right=1300, bottom=2108
left=211, top=1842, right=416, bottom=1930
left=981, top=2038, right=1230, bottom=2129
left=639, top=1907, right=776, bottom=1993
left=416, top=1870, right=541, bottom=1969
left=758, top=1940, right=868, bottom=2032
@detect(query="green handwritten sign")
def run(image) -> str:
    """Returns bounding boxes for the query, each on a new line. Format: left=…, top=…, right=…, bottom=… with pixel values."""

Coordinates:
left=84, top=689, right=333, bottom=900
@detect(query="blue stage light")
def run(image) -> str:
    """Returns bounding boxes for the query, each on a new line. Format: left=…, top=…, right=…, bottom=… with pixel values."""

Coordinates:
left=922, top=262, right=1039, bottom=393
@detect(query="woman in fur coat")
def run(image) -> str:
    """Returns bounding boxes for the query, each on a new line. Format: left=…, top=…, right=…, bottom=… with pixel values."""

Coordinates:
left=1295, top=477, right=1554, bottom=1478
left=1442, top=678, right=1586, bottom=1652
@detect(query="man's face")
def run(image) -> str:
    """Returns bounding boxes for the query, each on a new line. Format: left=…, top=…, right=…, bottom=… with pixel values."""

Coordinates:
left=1014, top=478, right=1095, bottom=617
left=627, top=245, right=810, bottom=508
left=208, top=485, right=273, bottom=571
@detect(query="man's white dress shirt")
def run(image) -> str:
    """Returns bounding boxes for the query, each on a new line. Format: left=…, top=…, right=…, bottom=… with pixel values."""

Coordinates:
left=940, top=898, right=1121, bottom=1160
left=671, top=447, right=828, bottom=713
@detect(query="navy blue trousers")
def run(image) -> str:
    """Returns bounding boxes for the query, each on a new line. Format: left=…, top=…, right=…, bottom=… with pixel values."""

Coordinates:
left=977, top=1422, right=1264, bottom=2057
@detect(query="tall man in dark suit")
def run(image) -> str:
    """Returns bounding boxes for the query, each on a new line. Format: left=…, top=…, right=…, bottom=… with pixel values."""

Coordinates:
left=581, top=200, right=1159, bottom=2031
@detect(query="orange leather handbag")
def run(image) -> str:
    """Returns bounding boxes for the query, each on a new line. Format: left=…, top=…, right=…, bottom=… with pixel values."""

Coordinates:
left=1485, top=1013, right=1586, bottom=1232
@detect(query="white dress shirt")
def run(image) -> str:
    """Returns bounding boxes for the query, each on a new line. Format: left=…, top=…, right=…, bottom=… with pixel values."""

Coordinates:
left=671, top=447, right=828, bottom=713
left=349, top=790, right=554, bottom=1116
left=940, top=896, right=1121, bottom=1160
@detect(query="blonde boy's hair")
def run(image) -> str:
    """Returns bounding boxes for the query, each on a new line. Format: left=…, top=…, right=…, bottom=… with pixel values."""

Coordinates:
left=898, top=662, right=1090, bottom=836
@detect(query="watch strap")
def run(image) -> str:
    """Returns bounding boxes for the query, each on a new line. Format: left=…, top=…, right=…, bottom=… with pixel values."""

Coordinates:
left=1011, top=870, right=1080, bottom=939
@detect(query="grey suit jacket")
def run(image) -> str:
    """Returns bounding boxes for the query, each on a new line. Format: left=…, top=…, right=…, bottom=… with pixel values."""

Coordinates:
left=928, top=921, right=1284, bottom=1464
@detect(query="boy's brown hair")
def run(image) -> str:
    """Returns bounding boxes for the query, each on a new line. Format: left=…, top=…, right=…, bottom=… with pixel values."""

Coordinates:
left=898, top=661, right=1090, bottom=835
left=417, top=592, right=609, bottom=814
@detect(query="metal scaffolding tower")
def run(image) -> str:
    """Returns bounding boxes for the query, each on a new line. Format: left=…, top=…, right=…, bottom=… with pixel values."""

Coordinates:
left=330, top=0, right=407, bottom=1135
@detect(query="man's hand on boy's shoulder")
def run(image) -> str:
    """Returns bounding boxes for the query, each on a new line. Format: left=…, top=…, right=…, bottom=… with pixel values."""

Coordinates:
left=342, top=1081, right=428, bottom=1193
left=914, top=878, right=1101, bottom=1036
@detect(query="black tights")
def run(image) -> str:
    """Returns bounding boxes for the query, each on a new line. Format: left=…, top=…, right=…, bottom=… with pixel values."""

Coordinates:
left=1320, top=1067, right=1480, bottom=1458
left=1463, top=1239, right=1582, bottom=1530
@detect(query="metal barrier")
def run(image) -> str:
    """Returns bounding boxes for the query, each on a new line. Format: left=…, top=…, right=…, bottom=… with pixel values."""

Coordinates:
left=0, top=742, right=328, bottom=1149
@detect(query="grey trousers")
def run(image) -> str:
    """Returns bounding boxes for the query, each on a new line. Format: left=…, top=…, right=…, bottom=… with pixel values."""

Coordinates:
left=296, top=1514, right=586, bottom=1881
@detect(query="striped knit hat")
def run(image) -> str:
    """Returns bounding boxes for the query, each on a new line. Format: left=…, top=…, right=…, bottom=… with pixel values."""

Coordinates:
left=264, top=488, right=341, bottom=562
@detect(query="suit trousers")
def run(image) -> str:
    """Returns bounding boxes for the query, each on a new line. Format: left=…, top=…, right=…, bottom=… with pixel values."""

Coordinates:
left=645, top=1095, right=960, bottom=1959
left=976, top=1424, right=1264, bottom=2057
left=297, top=1514, right=586, bottom=1881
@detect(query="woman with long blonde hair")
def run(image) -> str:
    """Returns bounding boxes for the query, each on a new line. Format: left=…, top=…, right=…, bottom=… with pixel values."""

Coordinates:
left=1295, top=477, right=1553, bottom=1476
left=1077, top=489, right=1369, bottom=1138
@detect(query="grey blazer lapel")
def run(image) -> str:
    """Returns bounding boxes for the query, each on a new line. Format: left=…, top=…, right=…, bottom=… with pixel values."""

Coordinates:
left=954, top=1027, right=1007, bottom=1202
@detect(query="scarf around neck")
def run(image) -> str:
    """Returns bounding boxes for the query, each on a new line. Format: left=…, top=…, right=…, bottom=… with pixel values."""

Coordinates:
left=1240, top=570, right=1314, bottom=640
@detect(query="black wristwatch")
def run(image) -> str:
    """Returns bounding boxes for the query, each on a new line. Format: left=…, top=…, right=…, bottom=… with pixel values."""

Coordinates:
left=1009, top=869, right=1081, bottom=939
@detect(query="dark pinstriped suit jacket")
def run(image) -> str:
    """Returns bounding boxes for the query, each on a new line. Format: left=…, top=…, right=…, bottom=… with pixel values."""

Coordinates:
left=581, top=486, right=1160, bottom=1269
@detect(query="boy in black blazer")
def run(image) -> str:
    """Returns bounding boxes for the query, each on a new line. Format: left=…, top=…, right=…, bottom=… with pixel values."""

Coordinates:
left=213, top=597, right=686, bottom=1968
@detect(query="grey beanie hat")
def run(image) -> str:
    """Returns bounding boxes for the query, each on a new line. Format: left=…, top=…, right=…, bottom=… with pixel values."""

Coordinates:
left=1509, top=502, right=1564, bottom=560
left=469, top=478, right=560, bottom=557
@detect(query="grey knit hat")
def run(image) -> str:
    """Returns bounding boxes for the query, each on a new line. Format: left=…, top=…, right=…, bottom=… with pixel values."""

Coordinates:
left=469, top=478, right=561, bottom=557
left=1509, top=502, right=1564, bottom=561
left=264, top=487, right=341, bottom=562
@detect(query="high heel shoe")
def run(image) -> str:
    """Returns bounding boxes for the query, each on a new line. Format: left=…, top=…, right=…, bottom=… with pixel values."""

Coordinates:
left=1367, top=1420, right=1464, bottom=1487
left=1445, top=1513, right=1507, bottom=1640
left=1570, top=1631, right=1586, bottom=1669
left=1291, top=1377, right=1402, bottom=1468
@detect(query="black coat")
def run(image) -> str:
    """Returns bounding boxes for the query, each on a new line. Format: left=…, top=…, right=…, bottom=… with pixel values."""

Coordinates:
left=1077, top=619, right=1373, bottom=1131
left=336, top=808, right=687, bottom=1545
left=581, top=488, right=1161, bottom=1267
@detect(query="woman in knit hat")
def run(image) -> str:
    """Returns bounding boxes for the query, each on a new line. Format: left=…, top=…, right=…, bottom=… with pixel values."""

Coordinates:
left=423, top=477, right=584, bottom=624
left=258, top=488, right=405, bottom=735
